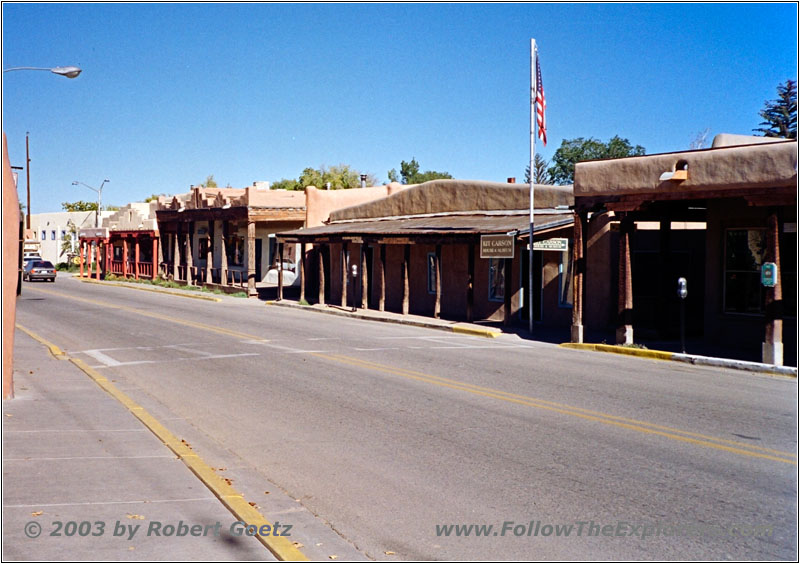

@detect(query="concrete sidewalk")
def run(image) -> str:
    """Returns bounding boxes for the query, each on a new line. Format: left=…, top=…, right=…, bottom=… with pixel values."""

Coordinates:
left=2, top=329, right=277, bottom=561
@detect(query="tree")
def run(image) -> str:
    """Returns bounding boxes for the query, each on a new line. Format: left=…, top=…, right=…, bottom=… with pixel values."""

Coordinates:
left=689, top=128, right=711, bottom=150
left=548, top=136, right=645, bottom=184
left=272, top=164, right=379, bottom=191
left=753, top=79, right=797, bottom=139
left=61, top=200, right=98, bottom=212
left=388, top=158, right=453, bottom=185
left=201, top=175, right=219, bottom=188
left=524, top=154, right=553, bottom=184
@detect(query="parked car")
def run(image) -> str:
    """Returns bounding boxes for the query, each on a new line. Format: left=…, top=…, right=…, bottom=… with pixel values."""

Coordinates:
left=22, top=253, right=42, bottom=266
left=23, top=260, right=56, bottom=282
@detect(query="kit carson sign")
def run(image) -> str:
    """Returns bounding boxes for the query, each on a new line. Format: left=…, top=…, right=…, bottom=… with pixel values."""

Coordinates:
left=480, top=235, right=515, bottom=259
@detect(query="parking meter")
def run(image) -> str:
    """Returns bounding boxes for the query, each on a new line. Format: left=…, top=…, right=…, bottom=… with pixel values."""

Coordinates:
left=677, top=277, right=687, bottom=353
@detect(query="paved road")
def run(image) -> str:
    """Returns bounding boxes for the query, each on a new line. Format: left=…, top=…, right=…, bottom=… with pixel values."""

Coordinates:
left=15, top=276, right=798, bottom=560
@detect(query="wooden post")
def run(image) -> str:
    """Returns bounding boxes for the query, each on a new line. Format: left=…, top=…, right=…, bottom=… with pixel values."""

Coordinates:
left=121, top=239, right=128, bottom=278
left=378, top=244, right=386, bottom=312
left=467, top=242, right=475, bottom=322
left=434, top=244, right=442, bottom=318
left=616, top=214, right=634, bottom=345
left=87, top=242, right=93, bottom=279
left=299, top=242, right=306, bottom=304
left=246, top=220, right=256, bottom=296
left=503, top=257, right=512, bottom=326
left=318, top=245, right=326, bottom=305
left=105, top=241, right=112, bottom=276
left=152, top=237, right=159, bottom=280
left=277, top=242, right=284, bottom=301
left=763, top=210, right=783, bottom=365
left=79, top=241, right=85, bottom=277
left=95, top=242, right=102, bottom=280
left=571, top=211, right=585, bottom=343
left=361, top=244, right=368, bottom=309
left=402, top=244, right=410, bottom=315
left=205, top=233, right=213, bottom=285
left=185, top=231, right=193, bottom=285
left=134, top=237, right=140, bottom=280
left=341, top=242, right=348, bottom=308
left=220, top=221, right=228, bottom=286
left=172, top=232, right=179, bottom=281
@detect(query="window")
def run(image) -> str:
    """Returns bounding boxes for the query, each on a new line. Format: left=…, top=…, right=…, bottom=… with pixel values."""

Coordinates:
left=60, top=230, right=67, bottom=240
left=50, top=230, right=56, bottom=240
left=41, top=231, right=46, bottom=240
left=427, top=253, right=436, bottom=294
left=558, top=244, right=574, bottom=308
left=226, top=235, right=244, bottom=266
left=488, top=259, right=505, bottom=302
left=724, top=229, right=766, bottom=314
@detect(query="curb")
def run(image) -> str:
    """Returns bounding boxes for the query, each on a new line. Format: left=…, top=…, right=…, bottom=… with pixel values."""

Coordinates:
left=559, top=343, right=797, bottom=377
left=78, top=277, right=222, bottom=302
left=15, top=324, right=309, bottom=561
left=266, top=300, right=501, bottom=339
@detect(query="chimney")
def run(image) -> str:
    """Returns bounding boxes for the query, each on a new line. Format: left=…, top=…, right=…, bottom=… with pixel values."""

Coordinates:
left=507, top=177, right=516, bottom=184
left=360, top=174, right=367, bottom=188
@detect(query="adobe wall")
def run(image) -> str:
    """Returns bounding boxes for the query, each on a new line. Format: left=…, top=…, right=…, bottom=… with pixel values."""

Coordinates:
left=304, top=184, right=408, bottom=228
left=3, top=133, right=20, bottom=398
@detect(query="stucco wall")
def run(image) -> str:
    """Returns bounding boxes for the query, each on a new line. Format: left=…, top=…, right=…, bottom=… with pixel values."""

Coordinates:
left=3, top=133, right=20, bottom=398
left=574, top=141, right=797, bottom=197
left=304, top=184, right=408, bottom=228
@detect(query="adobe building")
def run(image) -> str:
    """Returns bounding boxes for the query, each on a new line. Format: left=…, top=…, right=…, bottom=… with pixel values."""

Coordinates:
left=277, top=179, right=574, bottom=327
left=78, top=201, right=161, bottom=281
left=572, top=135, right=797, bottom=366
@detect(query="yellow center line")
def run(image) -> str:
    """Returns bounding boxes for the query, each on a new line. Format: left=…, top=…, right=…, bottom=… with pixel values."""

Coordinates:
left=29, top=286, right=797, bottom=466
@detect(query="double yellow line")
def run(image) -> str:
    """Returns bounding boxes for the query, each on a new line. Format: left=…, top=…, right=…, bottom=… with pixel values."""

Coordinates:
left=314, top=352, right=797, bottom=466
left=26, top=286, right=798, bottom=466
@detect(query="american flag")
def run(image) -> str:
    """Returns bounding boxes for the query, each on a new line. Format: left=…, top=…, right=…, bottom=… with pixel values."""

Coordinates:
left=535, top=54, right=547, bottom=146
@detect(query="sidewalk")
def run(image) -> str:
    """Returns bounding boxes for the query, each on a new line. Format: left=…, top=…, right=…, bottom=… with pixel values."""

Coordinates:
left=2, top=328, right=279, bottom=561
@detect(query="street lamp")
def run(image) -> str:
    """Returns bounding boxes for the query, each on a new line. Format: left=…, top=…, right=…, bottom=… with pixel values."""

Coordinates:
left=72, top=179, right=109, bottom=228
left=3, top=66, right=82, bottom=79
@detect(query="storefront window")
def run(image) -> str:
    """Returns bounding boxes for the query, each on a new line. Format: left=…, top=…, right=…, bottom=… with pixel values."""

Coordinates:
left=488, top=259, right=505, bottom=302
left=427, top=253, right=436, bottom=294
left=724, top=229, right=766, bottom=313
left=226, top=235, right=244, bottom=266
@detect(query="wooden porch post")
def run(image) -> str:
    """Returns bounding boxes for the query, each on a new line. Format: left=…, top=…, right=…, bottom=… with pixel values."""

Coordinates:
left=361, top=244, right=368, bottom=309
left=134, top=236, right=140, bottom=280
left=616, top=214, right=634, bottom=345
left=153, top=237, right=159, bottom=280
left=186, top=229, right=194, bottom=286
left=277, top=242, right=284, bottom=301
left=220, top=221, right=229, bottom=286
left=95, top=242, right=102, bottom=280
left=503, top=257, right=512, bottom=326
left=763, top=210, right=783, bottom=365
left=87, top=242, right=93, bottom=279
left=79, top=240, right=85, bottom=277
left=318, top=245, right=326, bottom=305
left=172, top=232, right=179, bottom=281
left=466, top=242, right=475, bottom=322
left=205, top=230, right=213, bottom=285
left=122, top=239, right=128, bottom=278
left=246, top=220, right=256, bottom=296
left=402, top=244, right=410, bottom=315
left=340, top=242, right=348, bottom=308
left=105, top=240, right=112, bottom=276
left=378, top=244, right=386, bottom=312
left=434, top=244, right=442, bottom=319
left=571, top=211, right=586, bottom=343
left=299, top=242, right=306, bottom=304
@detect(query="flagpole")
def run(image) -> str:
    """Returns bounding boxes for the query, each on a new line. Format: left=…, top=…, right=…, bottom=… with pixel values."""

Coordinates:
left=528, top=39, right=537, bottom=334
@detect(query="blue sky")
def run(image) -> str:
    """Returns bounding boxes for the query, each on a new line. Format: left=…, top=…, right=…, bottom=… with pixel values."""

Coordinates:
left=3, top=3, right=797, bottom=212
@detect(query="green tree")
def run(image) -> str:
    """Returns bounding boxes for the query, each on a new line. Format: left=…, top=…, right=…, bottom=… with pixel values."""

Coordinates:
left=524, top=154, right=553, bottom=184
left=201, top=175, right=219, bottom=188
left=753, top=79, right=797, bottom=139
left=273, top=164, right=378, bottom=191
left=388, top=158, right=453, bottom=184
left=144, top=193, right=168, bottom=202
left=548, top=136, right=645, bottom=184
left=61, top=200, right=98, bottom=212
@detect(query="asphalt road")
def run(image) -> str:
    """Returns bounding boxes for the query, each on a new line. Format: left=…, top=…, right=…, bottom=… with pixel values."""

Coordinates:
left=15, top=276, right=798, bottom=560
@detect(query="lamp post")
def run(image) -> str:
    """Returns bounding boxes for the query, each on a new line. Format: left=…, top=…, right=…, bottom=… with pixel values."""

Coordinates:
left=3, top=66, right=82, bottom=78
left=72, top=179, right=109, bottom=228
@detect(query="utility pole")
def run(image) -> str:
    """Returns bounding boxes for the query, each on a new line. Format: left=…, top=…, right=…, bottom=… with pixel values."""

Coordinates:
left=25, top=132, right=31, bottom=230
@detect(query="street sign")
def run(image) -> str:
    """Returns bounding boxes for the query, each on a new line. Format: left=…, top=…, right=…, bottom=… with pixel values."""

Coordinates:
left=761, top=262, right=778, bottom=287
left=532, top=238, right=569, bottom=251
left=480, top=235, right=515, bottom=259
